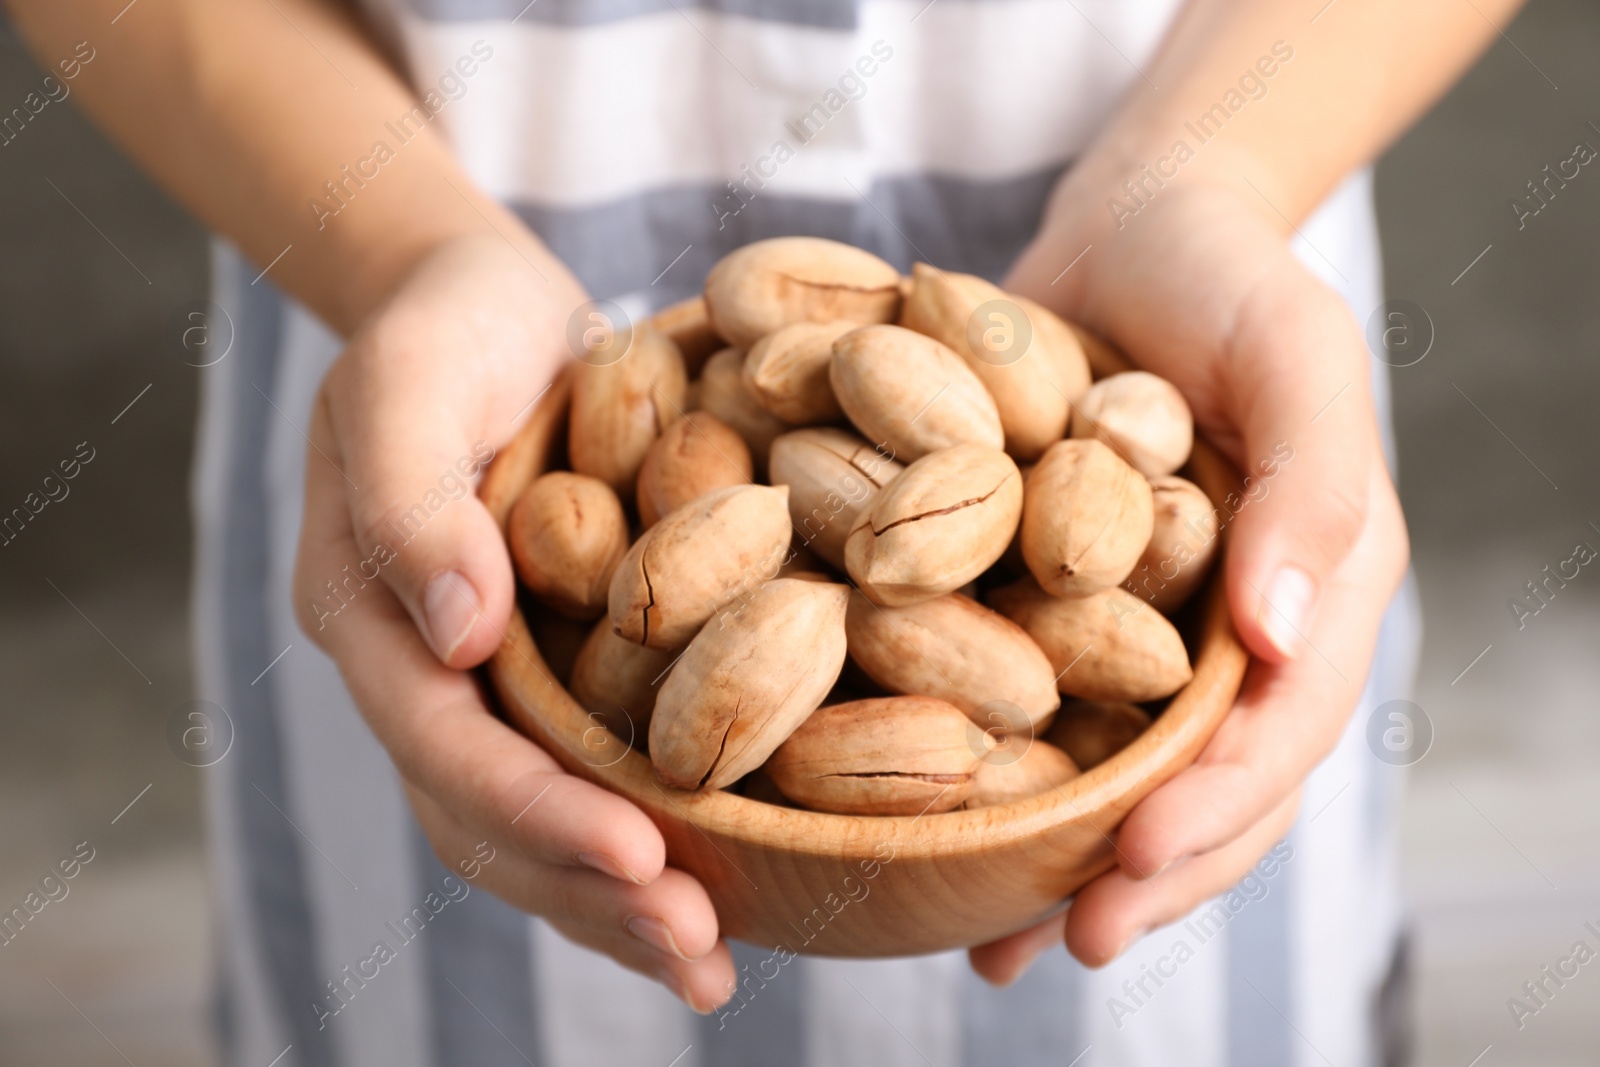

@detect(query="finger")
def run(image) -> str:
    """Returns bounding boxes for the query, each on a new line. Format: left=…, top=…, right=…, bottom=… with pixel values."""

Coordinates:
left=1222, top=266, right=1377, bottom=664
left=967, top=908, right=1069, bottom=987
left=518, top=867, right=724, bottom=965
left=314, top=237, right=573, bottom=670
left=295, top=448, right=668, bottom=883
left=412, top=788, right=736, bottom=1013
left=409, top=785, right=722, bottom=963
left=548, top=922, right=738, bottom=1014
left=1116, top=466, right=1407, bottom=878
left=1065, top=790, right=1300, bottom=968
left=314, top=356, right=518, bottom=671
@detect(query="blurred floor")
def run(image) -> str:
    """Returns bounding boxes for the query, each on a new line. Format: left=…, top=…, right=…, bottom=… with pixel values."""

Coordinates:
left=2, top=1, right=1599, bottom=1064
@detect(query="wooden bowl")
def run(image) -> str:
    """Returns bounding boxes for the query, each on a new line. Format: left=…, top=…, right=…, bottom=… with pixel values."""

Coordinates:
left=483, top=299, right=1249, bottom=958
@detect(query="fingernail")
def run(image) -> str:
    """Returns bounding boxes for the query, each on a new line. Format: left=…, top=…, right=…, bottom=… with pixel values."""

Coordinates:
left=576, top=850, right=648, bottom=885
left=1258, top=566, right=1316, bottom=658
left=423, top=571, right=480, bottom=661
left=627, top=916, right=695, bottom=961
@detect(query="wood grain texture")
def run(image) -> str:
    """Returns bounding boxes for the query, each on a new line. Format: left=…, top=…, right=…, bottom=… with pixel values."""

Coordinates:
left=483, top=317, right=1249, bottom=958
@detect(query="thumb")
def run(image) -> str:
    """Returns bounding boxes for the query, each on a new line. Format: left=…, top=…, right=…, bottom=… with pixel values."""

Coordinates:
left=314, top=374, right=517, bottom=672
left=1220, top=278, right=1374, bottom=664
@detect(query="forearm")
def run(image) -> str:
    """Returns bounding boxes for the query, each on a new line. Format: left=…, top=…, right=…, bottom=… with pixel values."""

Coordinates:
left=6, top=0, right=552, bottom=334
left=1050, top=0, right=1526, bottom=240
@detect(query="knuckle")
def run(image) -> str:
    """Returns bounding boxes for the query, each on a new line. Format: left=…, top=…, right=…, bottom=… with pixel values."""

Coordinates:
left=1320, top=478, right=1368, bottom=543
left=352, top=500, right=429, bottom=562
left=1296, top=475, right=1367, bottom=572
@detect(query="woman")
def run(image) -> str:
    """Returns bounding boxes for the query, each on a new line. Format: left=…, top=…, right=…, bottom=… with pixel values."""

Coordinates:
left=9, top=0, right=1512, bottom=1063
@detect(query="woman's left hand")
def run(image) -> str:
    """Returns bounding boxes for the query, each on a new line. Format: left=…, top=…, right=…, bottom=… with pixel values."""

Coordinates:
left=967, top=180, right=1410, bottom=978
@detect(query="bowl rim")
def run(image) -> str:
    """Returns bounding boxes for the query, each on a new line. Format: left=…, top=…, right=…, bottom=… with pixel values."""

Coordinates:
left=484, top=300, right=1249, bottom=865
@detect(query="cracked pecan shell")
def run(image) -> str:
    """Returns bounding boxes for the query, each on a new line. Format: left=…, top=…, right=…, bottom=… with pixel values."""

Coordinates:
left=649, top=578, right=849, bottom=791
left=703, top=237, right=901, bottom=349
left=898, top=263, right=1090, bottom=461
left=607, top=483, right=792, bottom=649
left=844, top=444, right=1022, bottom=606
left=742, top=320, right=856, bottom=425
left=768, top=427, right=903, bottom=570
left=764, top=696, right=984, bottom=815
left=963, top=739, right=1080, bottom=809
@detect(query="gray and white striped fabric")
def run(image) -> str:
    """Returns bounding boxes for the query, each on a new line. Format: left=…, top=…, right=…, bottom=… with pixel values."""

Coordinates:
left=192, top=1, right=1420, bottom=1064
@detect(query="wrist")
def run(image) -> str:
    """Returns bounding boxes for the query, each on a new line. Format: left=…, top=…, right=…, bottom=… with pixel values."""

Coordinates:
left=1052, top=129, right=1279, bottom=239
left=314, top=164, right=577, bottom=337
left=1009, top=150, right=1272, bottom=326
left=326, top=194, right=525, bottom=334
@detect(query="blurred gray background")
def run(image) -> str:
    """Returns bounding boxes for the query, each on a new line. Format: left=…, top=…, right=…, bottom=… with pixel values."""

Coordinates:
left=2, top=1, right=1597, bottom=1063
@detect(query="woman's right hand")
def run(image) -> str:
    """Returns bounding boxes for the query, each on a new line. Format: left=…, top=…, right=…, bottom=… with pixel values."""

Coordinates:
left=292, top=233, right=737, bottom=1012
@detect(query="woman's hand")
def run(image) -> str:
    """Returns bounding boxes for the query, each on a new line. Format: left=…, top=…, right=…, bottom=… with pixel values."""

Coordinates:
left=969, top=179, right=1410, bottom=979
left=292, top=234, right=736, bottom=1011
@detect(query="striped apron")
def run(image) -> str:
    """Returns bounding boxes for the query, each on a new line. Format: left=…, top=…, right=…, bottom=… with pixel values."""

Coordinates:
left=194, top=1, right=1422, bottom=1063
